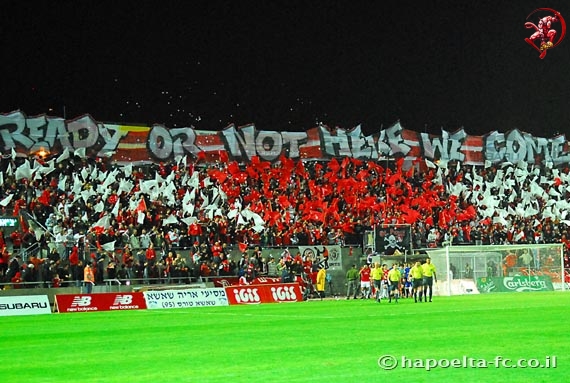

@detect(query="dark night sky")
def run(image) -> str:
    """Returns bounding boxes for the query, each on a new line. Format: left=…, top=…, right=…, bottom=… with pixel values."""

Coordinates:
left=1, top=0, right=570, bottom=137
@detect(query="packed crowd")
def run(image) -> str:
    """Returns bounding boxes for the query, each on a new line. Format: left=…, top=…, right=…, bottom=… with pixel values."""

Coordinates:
left=0, top=150, right=569, bottom=288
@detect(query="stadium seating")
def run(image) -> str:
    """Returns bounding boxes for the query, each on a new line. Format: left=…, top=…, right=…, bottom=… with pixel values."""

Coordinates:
left=0, top=154, right=568, bottom=287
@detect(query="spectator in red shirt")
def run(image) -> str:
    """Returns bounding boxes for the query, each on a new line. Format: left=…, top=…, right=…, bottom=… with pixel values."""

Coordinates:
left=0, top=247, right=9, bottom=277
left=68, top=246, right=80, bottom=286
left=10, top=230, right=22, bottom=251
left=187, top=222, right=202, bottom=245
left=145, top=243, right=156, bottom=265
left=200, top=261, right=211, bottom=281
left=11, top=270, right=22, bottom=289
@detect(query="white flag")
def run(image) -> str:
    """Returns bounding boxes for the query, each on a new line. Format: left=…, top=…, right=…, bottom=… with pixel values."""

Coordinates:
left=123, top=163, right=133, bottom=178
left=111, top=200, right=120, bottom=217
left=74, top=147, right=87, bottom=159
left=0, top=194, right=13, bottom=207
left=94, top=201, right=105, bottom=213
left=58, top=175, right=68, bottom=192
left=15, top=160, right=32, bottom=180
left=181, top=216, right=198, bottom=226
left=92, top=215, right=110, bottom=230
left=56, top=147, right=70, bottom=163
left=163, top=215, right=178, bottom=225
left=101, top=241, right=116, bottom=252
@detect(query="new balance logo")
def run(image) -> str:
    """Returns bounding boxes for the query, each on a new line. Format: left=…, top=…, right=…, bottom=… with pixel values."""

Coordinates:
left=112, top=295, right=133, bottom=305
left=71, top=296, right=92, bottom=307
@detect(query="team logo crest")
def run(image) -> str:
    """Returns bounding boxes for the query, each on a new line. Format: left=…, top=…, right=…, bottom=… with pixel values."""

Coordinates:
left=329, top=247, right=340, bottom=261
left=525, top=8, right=566, bottom=59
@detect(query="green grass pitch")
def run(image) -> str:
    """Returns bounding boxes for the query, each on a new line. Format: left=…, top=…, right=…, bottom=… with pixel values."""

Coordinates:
left=1, top=292, right=568, bottom=383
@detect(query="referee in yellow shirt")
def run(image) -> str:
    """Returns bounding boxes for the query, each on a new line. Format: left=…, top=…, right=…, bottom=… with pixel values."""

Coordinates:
left=421, top=258, right=437, bottom=302
left=371, top=262, right=384, bottom=303
left=387, top=264, right=401, bottom=303
left=410, top=261, right=423, bottom=303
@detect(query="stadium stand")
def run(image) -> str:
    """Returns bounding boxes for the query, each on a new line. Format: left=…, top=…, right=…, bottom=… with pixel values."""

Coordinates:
left=0, top=153, right=569, bottom=289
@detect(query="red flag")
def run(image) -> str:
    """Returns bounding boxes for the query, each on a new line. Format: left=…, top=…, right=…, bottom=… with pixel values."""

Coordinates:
left=38, top=190, right=50, bottom=206
left=356, top=169, right=369, bottom=181
left=208, top=168, right=228, bottom=184
left=266, top=211, right=281, bottom=226
left=367, top=161, right=384, bottom=174
left=465, top=205, right=477, bottom=220
left=340, top=222, right=354, bottom=234
left=350, top=158, right=363, bottom=167
left=279, top=154, right=295, bottom=172
left=275, top=168, right=292, bottom=189
left=303, top=210, right=324, bottom=223
left=400, top=205, right=421, bottom=224
left=395, top=157, right=405, bottom=172
left=238, top=242, right=248, bottom=253
left=314, top=162, right=323, bottom=174
left=323, top=170, right=338, bottom=184
left=328, top=158, right=340, bottom=172
left=136, top=198, right=147, bottom=213
left=227, top=161, right=240, bottom=176
left=340, top=157, right=350, bottom=170
left=277, top=195, right=290, bottom=209
left=235, top=172, right=248, bottom=184
left=219, top=150, right=229, bottom=163
left=262, top=186, right=273, bottom=199
left=245, top=164, right=259, bottom=179
left=296, top=161, right=307, bottom=178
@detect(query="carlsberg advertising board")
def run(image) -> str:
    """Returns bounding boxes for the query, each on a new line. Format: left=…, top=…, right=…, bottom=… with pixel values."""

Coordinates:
left=476, top=276, right=554, bottom=293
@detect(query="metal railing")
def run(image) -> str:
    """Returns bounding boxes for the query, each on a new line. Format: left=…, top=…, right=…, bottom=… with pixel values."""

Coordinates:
left=19, top=242, right=41, bottom=262
left=0, top=275, right=233, bottom=291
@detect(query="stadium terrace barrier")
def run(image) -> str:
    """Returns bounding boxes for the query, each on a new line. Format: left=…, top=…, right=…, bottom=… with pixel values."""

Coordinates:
left=1, top=275, right=235, bottom=292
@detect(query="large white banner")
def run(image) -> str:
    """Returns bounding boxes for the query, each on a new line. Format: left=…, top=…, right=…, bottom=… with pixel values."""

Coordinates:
left=143, top=288, right=229, bottom=309
left=5, top=111, right=570, bottom=167
left=0, top=295, right=51, bottom=316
